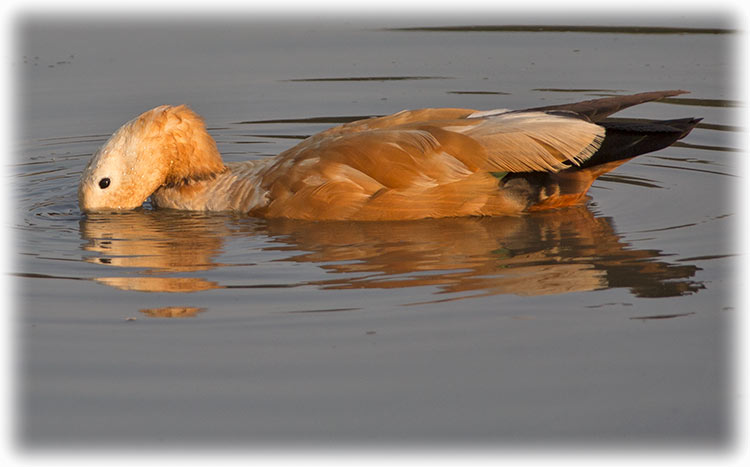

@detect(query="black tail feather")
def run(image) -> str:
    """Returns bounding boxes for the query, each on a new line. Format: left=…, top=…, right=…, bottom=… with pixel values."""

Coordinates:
left=576, top=117, right=702, bottom=169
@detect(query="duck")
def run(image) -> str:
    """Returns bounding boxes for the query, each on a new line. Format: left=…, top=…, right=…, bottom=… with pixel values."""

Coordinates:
left=78, top=90, right=700, bottom=221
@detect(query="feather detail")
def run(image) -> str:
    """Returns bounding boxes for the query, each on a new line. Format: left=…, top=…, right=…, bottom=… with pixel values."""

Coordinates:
left=458, top=111, right=606, bottom=172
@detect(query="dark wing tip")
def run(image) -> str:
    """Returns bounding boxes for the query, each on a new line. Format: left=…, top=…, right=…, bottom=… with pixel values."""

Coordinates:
left=659, top=89, right=690, bottom=98
left=523, top=90, right=692, bottom=122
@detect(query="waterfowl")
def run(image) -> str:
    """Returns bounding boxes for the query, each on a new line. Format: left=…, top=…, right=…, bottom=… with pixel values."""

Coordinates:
left=78, top=90, right=700, bottom=220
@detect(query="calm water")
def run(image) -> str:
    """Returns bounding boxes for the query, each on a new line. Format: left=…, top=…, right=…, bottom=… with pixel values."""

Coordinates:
left=13, top=19, right=737, bottom=446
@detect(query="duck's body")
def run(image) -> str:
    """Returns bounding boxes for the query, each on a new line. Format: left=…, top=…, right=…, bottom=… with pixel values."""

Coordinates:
left=79, top=90, right=700, bottom=220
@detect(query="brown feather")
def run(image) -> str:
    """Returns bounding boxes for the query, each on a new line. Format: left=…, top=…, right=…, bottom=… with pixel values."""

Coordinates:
left=252, top=112, right=604, bottom=220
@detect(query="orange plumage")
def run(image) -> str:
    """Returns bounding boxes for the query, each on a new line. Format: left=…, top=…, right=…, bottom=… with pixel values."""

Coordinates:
left=79, top=91, right=699, bottom=220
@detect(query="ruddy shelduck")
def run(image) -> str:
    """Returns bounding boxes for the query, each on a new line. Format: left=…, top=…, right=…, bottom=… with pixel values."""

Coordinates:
left=79, top=90, right=700, bottom=220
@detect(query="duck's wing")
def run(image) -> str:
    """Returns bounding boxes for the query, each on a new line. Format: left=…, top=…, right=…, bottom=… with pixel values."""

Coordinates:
left=313, top=108, right=477, bottom=138
left=251, top=110, right=605, bottom=220
left=517, top=89, right=688, bottom=122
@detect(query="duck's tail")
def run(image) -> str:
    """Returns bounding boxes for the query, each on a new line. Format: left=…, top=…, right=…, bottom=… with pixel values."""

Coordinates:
left=577, top=117, right=702, bottom=169
left=501, top=116, right=701, bottom=211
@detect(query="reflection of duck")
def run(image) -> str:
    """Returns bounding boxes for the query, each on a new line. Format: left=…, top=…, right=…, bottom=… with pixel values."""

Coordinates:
left=139, top=306, right=206, bottom=318
left=81, top=211, right=230, bottom=292
left=80, top=206, right=702, bottom=299
left=264, top=208, right=702, bottom=298
left=79, top=91, right=699, bottom=220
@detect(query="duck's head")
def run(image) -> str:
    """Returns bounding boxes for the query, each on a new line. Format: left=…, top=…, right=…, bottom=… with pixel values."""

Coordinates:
left=78, top=105, right=225, bottom=212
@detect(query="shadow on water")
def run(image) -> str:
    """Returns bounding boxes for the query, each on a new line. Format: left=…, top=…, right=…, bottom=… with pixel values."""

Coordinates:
left=76, top=204, right=703, bottom=306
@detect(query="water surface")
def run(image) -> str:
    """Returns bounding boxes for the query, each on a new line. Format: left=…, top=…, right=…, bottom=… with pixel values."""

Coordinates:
left=13, top=19, right=736, bottom=446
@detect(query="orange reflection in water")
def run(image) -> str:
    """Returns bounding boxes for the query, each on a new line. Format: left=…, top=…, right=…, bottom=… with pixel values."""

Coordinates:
left=139, top=306, right=207, bottom=318
left=80, top=204, right=702, bottom=302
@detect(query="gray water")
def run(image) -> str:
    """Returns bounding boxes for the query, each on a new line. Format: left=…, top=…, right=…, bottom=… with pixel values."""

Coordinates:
left=12, top=18, right=737, bottom=447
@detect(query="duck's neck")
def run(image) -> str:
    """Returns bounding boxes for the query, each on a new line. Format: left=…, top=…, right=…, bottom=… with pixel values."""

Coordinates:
left=154, top=106, right=227, bottom=187
left=151, top=159, right=274, bottom=212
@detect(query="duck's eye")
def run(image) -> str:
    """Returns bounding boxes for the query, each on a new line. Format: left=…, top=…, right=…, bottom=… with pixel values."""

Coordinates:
left=99, top=178, right=111, bottom=189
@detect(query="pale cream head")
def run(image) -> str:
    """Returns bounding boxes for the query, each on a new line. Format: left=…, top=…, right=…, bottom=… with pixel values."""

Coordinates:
left=78, top=105, right=225, bottom=212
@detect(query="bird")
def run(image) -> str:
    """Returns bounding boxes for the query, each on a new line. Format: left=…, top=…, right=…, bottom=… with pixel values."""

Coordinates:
left=78, top=90, right=700, bottom=221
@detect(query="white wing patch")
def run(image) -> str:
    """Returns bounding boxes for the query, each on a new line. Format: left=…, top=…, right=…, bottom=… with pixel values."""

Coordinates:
left=467, top=108, right=511, bottom=119
left=462, top=111, right=606, bottom=172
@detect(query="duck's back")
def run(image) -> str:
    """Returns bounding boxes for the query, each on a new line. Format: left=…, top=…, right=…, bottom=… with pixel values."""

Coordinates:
left=248, top=109, right=606, bottom=220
